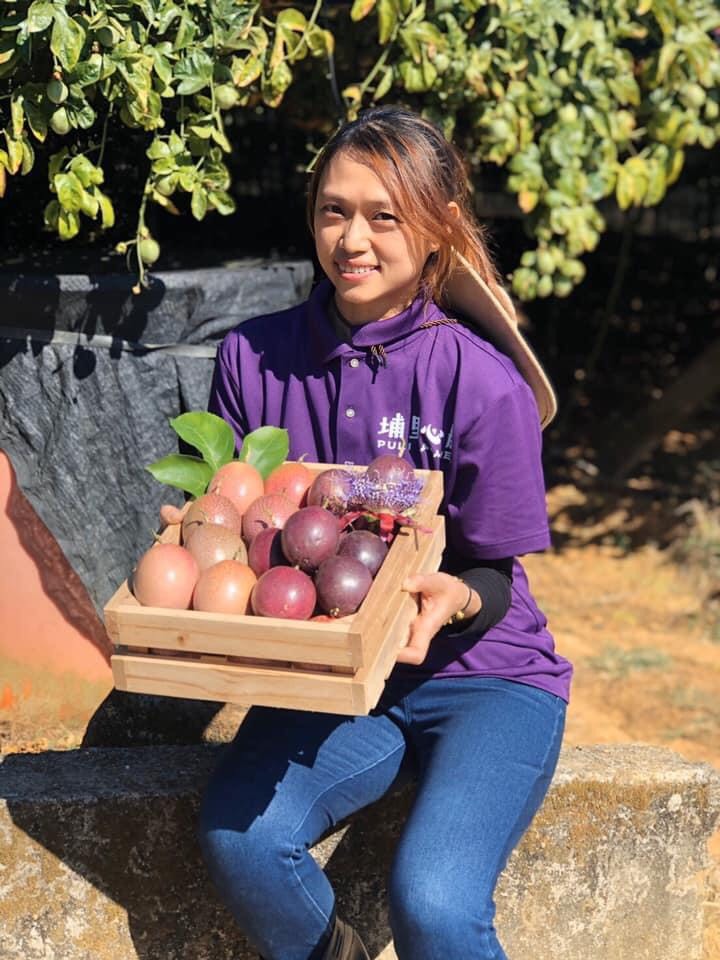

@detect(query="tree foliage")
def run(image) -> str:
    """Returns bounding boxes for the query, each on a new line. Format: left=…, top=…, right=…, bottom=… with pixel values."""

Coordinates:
left=1, top=0, right=718, bottom=297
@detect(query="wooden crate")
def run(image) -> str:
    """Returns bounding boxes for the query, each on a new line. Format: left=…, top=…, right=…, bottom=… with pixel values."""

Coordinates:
left=105, top=465, right=445, bottom=715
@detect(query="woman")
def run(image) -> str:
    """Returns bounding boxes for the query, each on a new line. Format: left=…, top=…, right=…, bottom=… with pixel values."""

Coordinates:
left=198, top=106, right=572, bottom=960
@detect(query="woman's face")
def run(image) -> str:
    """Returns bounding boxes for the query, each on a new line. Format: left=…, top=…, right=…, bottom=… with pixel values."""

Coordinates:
left=313, top=152, right=436, bottom=326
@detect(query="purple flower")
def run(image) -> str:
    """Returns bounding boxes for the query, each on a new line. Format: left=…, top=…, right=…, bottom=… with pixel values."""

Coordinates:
left=350, top=473, right=424, bottom=515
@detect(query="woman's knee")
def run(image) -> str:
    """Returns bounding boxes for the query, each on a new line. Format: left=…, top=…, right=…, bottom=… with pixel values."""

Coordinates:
left=388, top=869, right=502, bottom=959
left=197, top=778, right=296, bottom=889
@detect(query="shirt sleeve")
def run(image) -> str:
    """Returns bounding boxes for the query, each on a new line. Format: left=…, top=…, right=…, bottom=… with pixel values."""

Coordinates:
left=445, top=380, right=551, bottom=559
left=207, top=333, right=249, bottom=451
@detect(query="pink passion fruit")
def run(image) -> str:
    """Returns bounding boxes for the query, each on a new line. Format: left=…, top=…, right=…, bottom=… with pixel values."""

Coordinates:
left=207, top=461, right=265, bottom=516
left=192, top=559, right=257, bottom=614
left=132, top=543, right=199, bottom=609
left=241, top=493, right=297, bottom=544
left=264, top=461, right=314, bottom=506
left=182, top=492, right=242, bottom=545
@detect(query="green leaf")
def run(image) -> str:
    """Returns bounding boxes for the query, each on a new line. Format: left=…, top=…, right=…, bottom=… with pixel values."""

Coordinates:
left=68, top=154, right=95, bottom=187
left=4, top=133, right=23, bottom=174
left=191, top=185, right=208, bottom=219
left=238, top=426, right=289, bottom=479
left=615, top=164, right=634, bottom=210
left=54, top=171, right=85, bottom=212
left=232, top=53, right=262, bottom=87
left=24, top=101, right=48, bottom=142
left=373, top=65, right=393, bottom=100
left=51, top=8, right=86, bottom=71
left=276, top=9, right=307, bottom=32
left=96, top=190, right=115, bottom=227
left=145, top=454, right=212, bottom=499
left=58, top=207, right=80, bottom=239
left=377, top=0, right=400, bottom=44
left=176, top=49, right=214, bottom=95
left=208, top=190, right=236, bottom=215
left=351, top=0, right=377, bottom=20
left=169, top=411, right=236, bottom=473
left=27, top=1, right=55, bottom=33
left=69, top=55, right=103, bottom=87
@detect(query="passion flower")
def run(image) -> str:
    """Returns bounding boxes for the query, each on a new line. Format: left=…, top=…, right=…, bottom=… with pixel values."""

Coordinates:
left=349, top=473, right=424, bottom=516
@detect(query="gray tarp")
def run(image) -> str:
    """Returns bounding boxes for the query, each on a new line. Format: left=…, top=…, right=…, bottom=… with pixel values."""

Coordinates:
left=0, top=260, right=313, bottom=619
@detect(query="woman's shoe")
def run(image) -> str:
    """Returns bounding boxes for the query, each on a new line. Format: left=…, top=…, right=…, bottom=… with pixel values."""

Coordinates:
left=321, top=917, right=370, bottom=960
left=258, top=916, right=370, bottom=960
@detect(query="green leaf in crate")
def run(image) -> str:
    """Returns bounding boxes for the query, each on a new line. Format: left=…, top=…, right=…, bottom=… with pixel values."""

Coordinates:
left=169, top=411, right=236, bottom=474
left=238, top=425, right=289, bottom=478
left=146, top=454, right=212, bottom=499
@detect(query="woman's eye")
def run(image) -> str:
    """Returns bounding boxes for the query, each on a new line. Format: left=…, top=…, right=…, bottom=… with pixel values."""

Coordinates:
left=321, top=204, right=343, bottom=216
left=373, top=211, right=396, bottom=221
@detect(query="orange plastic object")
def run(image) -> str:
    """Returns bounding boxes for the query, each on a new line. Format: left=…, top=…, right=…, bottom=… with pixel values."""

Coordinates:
left=0, top=451, right=112, bottom=682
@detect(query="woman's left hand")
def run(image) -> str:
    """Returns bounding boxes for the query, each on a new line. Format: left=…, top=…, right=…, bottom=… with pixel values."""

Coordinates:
left=396, top=573, right=474, bottom=665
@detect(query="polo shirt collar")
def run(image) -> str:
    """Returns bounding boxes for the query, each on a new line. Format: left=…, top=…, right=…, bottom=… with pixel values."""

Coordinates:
left=308, top=278, right=446, bottom=365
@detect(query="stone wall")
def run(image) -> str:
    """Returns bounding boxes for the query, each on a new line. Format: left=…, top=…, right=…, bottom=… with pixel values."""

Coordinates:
left=1, top=742, right=719, bottom=960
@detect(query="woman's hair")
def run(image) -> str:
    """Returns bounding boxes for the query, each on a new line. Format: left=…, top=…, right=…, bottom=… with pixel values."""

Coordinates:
left=307, top=106, right=502, bottom=304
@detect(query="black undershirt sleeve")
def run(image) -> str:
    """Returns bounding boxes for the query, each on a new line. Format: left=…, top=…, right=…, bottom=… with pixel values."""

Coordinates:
left=440, top=555, right=514, bottom=636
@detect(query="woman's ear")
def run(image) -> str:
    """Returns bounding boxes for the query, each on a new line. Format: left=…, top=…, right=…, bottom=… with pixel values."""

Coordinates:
left=447, top=200, right=460, bottom=220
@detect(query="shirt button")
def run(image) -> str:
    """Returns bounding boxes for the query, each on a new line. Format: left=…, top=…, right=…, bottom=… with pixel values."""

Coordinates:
left=349, top=358, right=360, bottom=368
left=345, top=407, right=356, bottom=418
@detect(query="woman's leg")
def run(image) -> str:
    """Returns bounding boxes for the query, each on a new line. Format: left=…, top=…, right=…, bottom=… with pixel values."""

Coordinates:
left=387, top=677, right=566, bottom=960
left=198, top=704, right=408, bottom=960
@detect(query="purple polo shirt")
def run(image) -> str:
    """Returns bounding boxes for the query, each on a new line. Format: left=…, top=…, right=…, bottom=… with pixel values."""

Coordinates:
left=209, top=279, right=573, bottom=702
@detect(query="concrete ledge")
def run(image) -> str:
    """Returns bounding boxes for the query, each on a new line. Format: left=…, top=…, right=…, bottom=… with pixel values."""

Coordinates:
left=1, top=743, right=719, bottom=960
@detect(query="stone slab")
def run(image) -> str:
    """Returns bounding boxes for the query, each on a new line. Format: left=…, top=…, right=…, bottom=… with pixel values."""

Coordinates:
left=1, top=743, right=719, bottom=960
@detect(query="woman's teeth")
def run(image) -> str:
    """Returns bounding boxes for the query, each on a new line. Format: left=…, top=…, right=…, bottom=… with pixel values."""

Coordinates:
left=339, top=265, right=375, bottom=274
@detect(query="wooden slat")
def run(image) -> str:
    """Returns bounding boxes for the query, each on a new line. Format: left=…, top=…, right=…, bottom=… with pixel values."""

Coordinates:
left=111, top=652, right=366, bottom=715
left=113, top=615, right=358, bottom=667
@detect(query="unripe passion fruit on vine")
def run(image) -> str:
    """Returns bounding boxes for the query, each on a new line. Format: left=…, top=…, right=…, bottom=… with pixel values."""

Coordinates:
left=138, top=237, right=160, bottom=265
left=315, top=555, right=372, bottom=618
left=215, top=84, right=239, bottom=109
left=47, top=78, right=68, bottom=104
left=49, top=107, right=71, bottom=135
left=281, top=506, right=340, bottom=573
left=251, top=566, right=316, bottom=620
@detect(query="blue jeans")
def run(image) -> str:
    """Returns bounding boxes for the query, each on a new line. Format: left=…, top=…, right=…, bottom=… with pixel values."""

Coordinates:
left=198, top=676, right=566, bottom=960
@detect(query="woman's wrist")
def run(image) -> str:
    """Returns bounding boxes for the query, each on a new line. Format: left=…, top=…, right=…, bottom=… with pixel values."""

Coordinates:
left=445, top=577, right=481, bottom=626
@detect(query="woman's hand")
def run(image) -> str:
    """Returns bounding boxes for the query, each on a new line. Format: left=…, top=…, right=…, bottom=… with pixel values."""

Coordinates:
left=396, top=572, right=479, bottom=666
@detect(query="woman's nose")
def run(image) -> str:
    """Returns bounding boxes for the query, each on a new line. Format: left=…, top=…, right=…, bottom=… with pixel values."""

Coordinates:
left=341, top=215, right=370, bottom=253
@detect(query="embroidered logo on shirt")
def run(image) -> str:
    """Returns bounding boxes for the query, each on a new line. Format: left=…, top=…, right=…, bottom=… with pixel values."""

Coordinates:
left=377, top=414, right=453, bottom=461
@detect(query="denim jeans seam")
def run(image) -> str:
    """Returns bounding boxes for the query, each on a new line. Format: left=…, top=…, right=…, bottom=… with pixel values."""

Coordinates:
left=287, top=741, right=407, bottom=929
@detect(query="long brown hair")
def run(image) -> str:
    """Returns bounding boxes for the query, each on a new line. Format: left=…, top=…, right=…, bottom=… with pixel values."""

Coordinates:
left=307, top=107, right=502, bottom=304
